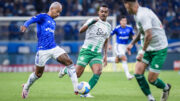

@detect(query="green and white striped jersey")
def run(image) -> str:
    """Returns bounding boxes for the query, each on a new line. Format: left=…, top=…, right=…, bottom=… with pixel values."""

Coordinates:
left=134, top=6, right=168, bottom=51
left=82, top=18, right=112, bottom=53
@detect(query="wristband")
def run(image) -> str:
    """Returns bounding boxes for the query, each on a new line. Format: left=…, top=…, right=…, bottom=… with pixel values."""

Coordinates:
left=139, top=50, right=145, bottom=55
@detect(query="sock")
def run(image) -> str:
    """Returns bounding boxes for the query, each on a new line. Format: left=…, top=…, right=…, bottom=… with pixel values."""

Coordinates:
left=107, top=57, right=116, bottom=63
left=147, top=94, right=155, bottom=100
left=24, top=72, right=39, bottom=90
left=64, top=67, right=68, bottom=74
left=122, top=61, right=130, bottom=77
left=88, top=74, right=100, bottom=90
left=134, top=74, right=151, bottom=96
left=164, top=84, right=169, bottom=91
left=66, top=64, right=78, bottom=92
left=150, top=78, right=166, bottom=90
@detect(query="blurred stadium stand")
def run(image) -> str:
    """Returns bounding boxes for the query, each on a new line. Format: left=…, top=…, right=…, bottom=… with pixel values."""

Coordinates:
left=0, top=0, right=180, bottom=70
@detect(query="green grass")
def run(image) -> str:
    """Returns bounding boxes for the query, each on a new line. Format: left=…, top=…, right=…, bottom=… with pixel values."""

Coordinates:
left=0, top=71, right=180, bottom=101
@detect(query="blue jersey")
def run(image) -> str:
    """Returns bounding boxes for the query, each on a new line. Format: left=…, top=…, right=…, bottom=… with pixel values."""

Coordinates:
left=24, top=13, right=56, bottom=50
left=111, top=25, right=135, bottom=44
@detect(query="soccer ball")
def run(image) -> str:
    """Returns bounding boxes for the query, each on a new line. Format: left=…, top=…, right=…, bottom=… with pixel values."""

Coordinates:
left=77, top=81, right=91, bottom=94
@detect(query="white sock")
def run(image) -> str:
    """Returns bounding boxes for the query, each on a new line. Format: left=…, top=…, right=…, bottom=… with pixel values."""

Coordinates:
left=107, top=57, right=116, bottom=62
left=24, top=72, right=38, bottom=90
left=66, top=64, right=78, bottom=92
left=122, top=61, right=130, bottom=77
left=164, top=84, right=169, bottom=91
left=147, top=94, right=155, bottom=100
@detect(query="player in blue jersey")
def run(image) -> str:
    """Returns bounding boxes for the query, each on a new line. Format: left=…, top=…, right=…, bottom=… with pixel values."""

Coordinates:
left=107, top=16, right=135, bottom=80
left=20, top=2, right=78, bottom=99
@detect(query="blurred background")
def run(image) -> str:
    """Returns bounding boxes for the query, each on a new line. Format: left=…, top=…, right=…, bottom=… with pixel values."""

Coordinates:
left=0, top=0, right=179, bottom=72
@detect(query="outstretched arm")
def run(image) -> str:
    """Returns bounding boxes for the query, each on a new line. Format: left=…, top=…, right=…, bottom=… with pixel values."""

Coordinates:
left=79, top=18, right=98, bottom=33
left=20, top=14, right=43, bottom=32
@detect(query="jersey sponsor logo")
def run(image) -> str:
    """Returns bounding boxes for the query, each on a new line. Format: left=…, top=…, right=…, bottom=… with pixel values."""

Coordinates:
left=96, top=28, right=107, bottom=38
left=48, top=20, right=55, bottom=25
left=45, top=27, right=55, bottom=33
left=119, top=36, right=129, bottom=39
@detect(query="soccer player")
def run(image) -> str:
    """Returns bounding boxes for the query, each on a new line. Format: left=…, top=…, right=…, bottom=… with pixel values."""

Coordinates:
left=59, top=4, right=111, bottom=97
left=123, top=0, right=171, bottom=101
left=20, top=2, right=78, bottom=99
left=107, top=16, right=135, bottom=80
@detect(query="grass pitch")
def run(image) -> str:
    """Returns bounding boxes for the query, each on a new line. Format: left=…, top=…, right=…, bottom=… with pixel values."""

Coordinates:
left=0, top=71, right=180, bottom=101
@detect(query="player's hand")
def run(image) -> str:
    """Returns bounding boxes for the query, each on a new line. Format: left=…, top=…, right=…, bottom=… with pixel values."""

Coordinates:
left=20, top=26, right=27, bottom=32
left=136, top=50, right=145, bottom=61
left=108, top=44, right=112, bottom=50
left=127, top=44, right=133, bottom=55
left=103, top=55, right=107, bottom=67
left=136, top=53, right=144, bottom=61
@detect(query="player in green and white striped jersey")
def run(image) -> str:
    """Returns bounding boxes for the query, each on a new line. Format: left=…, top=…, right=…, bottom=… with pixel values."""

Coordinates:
left=59, top=4, right=111, bottom=97
left=124, top=0, right=171, bottom=101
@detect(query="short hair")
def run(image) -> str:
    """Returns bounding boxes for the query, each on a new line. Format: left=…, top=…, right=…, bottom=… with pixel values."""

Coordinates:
left=100, top=4, right=108, bottom=8
left=120, top=16, right=127, bottom=20
left=49, top=2, right=62, bottom=9
left=98, top=3, right=109, bottom=11
left=123, top=0, right=136, bottom=3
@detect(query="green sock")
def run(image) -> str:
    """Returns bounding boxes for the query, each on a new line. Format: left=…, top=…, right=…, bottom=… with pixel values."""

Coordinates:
left=150, top=78, right=166, bottom=89
left=134, top=74, right=151, bottom=96
left=64, top=68, right=68, bottom=74
left=88, top=74, right=100, bottom=90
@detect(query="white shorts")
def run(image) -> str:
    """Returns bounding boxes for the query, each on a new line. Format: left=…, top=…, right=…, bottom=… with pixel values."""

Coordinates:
left=35, top=46, right=66, bottom=67
left=114, top=44, right=127, bottom=58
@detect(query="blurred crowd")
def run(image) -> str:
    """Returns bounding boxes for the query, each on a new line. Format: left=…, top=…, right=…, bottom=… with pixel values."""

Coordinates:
left=0, top=0, right=179, bottom=41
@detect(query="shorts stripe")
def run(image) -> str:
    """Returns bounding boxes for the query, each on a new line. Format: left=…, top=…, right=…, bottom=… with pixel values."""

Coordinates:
left=142, top=58, right=149, bottom=64
left=77, top=61, right=87, bottom=65
left=35, top=51, right=39, bottom=64
left=149, top=68, right=161, bottom=73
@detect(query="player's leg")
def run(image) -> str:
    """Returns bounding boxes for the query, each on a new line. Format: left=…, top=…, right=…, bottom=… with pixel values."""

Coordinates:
left=57, top=53, right=78, bottom=93
left=107, top=43, right=119, bottom=63
left=135, top=51, right=156, bottom=101
left=22, top=50, right=50, bottom=98
left=88, top=53, right=103, bottom=91
left=89, top=63, right=102, bottom=90
left=134, top=61, right=155, bottom=101
left=120, top=55, right=134, bottom=80
left=117, top=44, right=133, bottom=80
left=147, top=48, right=171, bottom=101
left=52, top=46, right=78, bottom=93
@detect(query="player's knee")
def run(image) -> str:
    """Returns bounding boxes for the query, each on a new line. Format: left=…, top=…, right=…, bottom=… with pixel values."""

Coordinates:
left=148, top=77, right=156, bottom=83
left=115, top=58, right=119, bottom=63
left=77, top=72, right=82, bottom=78
left=95, top=68, right=102, bottom=75
left=36, top=73, right=43, bottom=78
left=121, top=56, right=127, bottom=61
left=65, top=59, right=73, bottom=66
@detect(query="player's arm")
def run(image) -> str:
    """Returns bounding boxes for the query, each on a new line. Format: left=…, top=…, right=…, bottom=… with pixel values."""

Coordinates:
left=20, top=14, right=43, bottom=32
left=103, top=38, right=109, bottom=67
left=136, top=14, right=153, bottom=61
left=79, top=18, right=98, bottom=33
left=108, top=28, right=116, bottom=50
left=142, top=29, right=152, bottom=51
left=127, top=31, right=140, bottom=55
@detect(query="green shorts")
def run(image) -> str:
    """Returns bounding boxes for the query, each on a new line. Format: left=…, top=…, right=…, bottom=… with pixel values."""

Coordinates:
left=76, top=48, right=103, bottom=68
left=142, top=48, right=167, bottom=73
